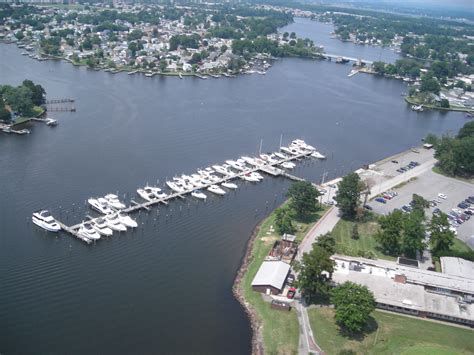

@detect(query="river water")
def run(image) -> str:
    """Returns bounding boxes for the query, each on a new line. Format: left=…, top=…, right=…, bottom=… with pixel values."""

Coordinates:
left=0, top=19, right=468, bottom=354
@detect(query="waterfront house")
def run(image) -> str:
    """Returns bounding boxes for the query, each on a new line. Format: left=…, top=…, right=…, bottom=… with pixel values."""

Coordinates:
left=251, top=260, right=291, bottom=295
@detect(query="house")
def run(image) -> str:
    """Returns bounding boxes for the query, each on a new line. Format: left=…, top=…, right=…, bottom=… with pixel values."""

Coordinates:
left=251, top=260, right=291, bottom=295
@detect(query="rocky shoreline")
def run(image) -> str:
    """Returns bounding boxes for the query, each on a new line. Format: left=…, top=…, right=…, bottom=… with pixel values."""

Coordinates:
left=232, top=221, right=265, bottom=355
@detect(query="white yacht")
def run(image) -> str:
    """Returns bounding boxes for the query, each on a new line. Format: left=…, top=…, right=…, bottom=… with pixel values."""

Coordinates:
left=91, top=218, right=113, bottom=236
left=260, top=154, right=278, bottom=164
left=32, top=210, right=61, bottom=232
left=221, top=182, right=238, bottom=189
left=292, top=139, right=316, bottom=151
left=191, top=190, right=207, bottom=200
left=281, top=146, right=302, bottom=156
left=78, top=223, right=101, bottom=240
left=226, top=160, right=246, bottom=171
left=104, top=194, right=126, bottom=209
left=274, top=152, right=288, bottom=160
left=116, top=212, right=138, bottom=228
left=207, top=185, right=226, bottom=195
left=105, top=214, right=127, bottom=232
left=311, top=151, right=326, bottom=159
left=241, top=156, right=258, bottom=166
left=280, top=161, right=296, bottom=169
left=137, top=187, right=156, bottom=202
left=88, top=198, right=114, bottom=215
left=212, top=165, right=231, bottom=176
left=166, top=181, right=185, bottom=193
left=241, top=173, right=260, bottom=182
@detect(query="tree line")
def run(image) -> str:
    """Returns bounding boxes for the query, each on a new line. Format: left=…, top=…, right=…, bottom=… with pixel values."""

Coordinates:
left=0, top=80, right=45, bottom=119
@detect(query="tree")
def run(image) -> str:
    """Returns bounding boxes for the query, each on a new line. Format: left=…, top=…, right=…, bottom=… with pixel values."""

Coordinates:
left=331, top=282, right=376, bottom=333
left=286, top=181, right=320, bottom=219
left=334, top=173, right=363, bottom=219
left=429, top=212, right=454, bottom=255
left=22, top=80, right=45, bottom=106
left=401, top=211, right=425, bottom=258
left=411, top=194, right=429, bottom=217
left=294, top=245, right=335, bottom=300
left=220, top=44, right=228, bottom=53
left=159, top=59, right=167, bottom=72
left=316, top=233, right=336, bottom=254
left=424, top=133, right=439, bottom=145
left=2, top=85, right=33, bottom=116
left=420, top=75, right=440, bottom=95
left=372, top=61, right=386, bottom=75
left=457, top=121, right=474, bottom=140
left=376, top=209, right=403, bottom=255
left=283, top=32, right=289, bottom=39
left=290, top=32, right=296, bottom=39
left=439, top=99, right=450, bottom=108
left=274, top=207, right=296, bottom=235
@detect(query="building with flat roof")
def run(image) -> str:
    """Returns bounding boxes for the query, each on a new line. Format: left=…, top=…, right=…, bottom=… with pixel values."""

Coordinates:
left=252, top=260, right=291, bottom=295
left=331, top=255, right=474, bottom=327
left=440, top=257, right=474, bottom=279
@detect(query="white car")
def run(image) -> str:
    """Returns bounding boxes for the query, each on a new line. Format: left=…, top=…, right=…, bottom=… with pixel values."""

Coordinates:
left=438, top=193, right=447, bottom=199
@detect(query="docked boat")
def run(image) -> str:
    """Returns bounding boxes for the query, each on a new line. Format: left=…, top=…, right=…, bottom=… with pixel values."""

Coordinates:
left=260, top=154, right=278, bottom=164
left=104, top=194, right=126, bottom=209
left=116, top=212, right=138, bottom=228
left=274, top=152, right=288, bottom=160
left=32, top=210, right=61, bottom=232
left=241, top=156, right=258, bottom=166
left=78, top=223, right=101, bottom=240
left=91, top=218, right=113, bottom=236
left=212, top=165, right=231, bottom=176
left=166, top=181, right=185, bottom=193
left=207, top=185, right=226, bottom=195
left=241, top=173, right=260, bottom=182
left=280, top=162, right=295, bottom=169
left=88, top=198, right=114, bottom=215
left=191, top=190, right=207, bottom=200
left=411, top=105, right=424, bottom=112
left=226, top=160, right=246, bottom=171
left=311, top=151, right=327, bottom=159
left=221, top=182, right=238, bottom=189
left=292, top=139, right=316, bottom=151
left=105, top=214, right=127, bottom=232
left=45, top=118, right=58, bottom=126
left=137, top=187, right=156, bottom=201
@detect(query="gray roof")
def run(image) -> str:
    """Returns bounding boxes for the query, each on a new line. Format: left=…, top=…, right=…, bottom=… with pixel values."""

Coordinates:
left=252, top=261, right=290, bottom=290
left=441, top=257, right=474, bottom=279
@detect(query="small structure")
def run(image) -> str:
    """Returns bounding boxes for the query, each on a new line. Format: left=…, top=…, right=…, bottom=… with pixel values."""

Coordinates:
left=423, top=143, right=434, bottom=149
left=271, top=299, right=291, bottom=311
left=266, top=234, right=298, bottom=263
left=252, top=260, right=291, bottom=295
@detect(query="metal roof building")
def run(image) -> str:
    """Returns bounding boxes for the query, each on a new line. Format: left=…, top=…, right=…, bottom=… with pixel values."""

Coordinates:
left=251, top=261, right=291, bottom=295
left=440, top=257, right=474, bottom=279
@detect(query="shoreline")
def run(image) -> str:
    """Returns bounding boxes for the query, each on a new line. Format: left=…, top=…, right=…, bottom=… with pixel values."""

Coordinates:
left=232, top=219, right=265, bottom=355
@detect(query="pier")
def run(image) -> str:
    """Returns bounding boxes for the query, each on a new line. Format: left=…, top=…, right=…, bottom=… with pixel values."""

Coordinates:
left=46, top=144, right=325, bottom=244
left=323, top=53, right=373, bottom=65
left=45, top=99, right=75, bottom=104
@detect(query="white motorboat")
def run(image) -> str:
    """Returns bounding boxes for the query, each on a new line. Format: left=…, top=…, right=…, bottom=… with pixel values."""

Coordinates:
left=191, top=190, right=207, bottom=200
left=45, top=118, right=58, bottom=126
left=241, top=173, right=260, bottom=182
left=311, top=151, right=326, bottom=159
left=212, top=165, right=231, bottom=176
left=241, top=156, right=258, bottom=166
left=105, top=215, right=127, bottom=232
left=104, top=194, right=126, bottom=209
left=281, top=146, right=303, bottom=156
left=116, top=212, right=138, bottom=228
left=292, top=139, right=316, bottom=151
left=274, top=152, right=288, bottom=160
left=91, top=218, right=113, bottom=236
left=260, top=154, right=278, bottom=164
left=32, top=210, right=61, bottom=232
left=253, top=158, right=266, bottom=166
left=253, top=172, right=264, bottom=180
left=137, top=188, right=156, bottom=202
left=166, top=181, right=185, bottom=193
left=207, top=185, right=226, bottom=195
left=280, top=162, right=295, bottom=169
left=78, top=223, right=101, bottom=240
left=226, top=160, right=246, bottom=171
left=221, top=182, right=238, bottom=189
left=88, top=198, right=114, bottom=215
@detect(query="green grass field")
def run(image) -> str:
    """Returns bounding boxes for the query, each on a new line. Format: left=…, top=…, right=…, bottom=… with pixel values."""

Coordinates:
left=240, top=205, right=329, bottom=354
left=309, top=308, right=474, bottom=354
left=331, top=219, right=396, bottom=261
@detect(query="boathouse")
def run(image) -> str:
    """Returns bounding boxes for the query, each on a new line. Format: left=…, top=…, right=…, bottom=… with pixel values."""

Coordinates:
left=251, top=260, right=291, bottom=295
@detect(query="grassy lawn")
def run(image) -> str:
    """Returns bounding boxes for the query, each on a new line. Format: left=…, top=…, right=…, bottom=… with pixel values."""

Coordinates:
left=240, top=204, right=329, bottom=354
left=309, top=308, right=474, bottom=354
left=331, top=218, right=396, bottom=261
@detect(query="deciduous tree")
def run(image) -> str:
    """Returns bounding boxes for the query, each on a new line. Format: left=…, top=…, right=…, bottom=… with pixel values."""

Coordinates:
left=335, top=173, right=363, bottom=219
left=286, top=181, right=320, bottom=219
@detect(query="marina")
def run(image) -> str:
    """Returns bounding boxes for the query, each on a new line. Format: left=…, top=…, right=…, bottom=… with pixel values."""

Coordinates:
left=37, top=140, right=326, bottom=244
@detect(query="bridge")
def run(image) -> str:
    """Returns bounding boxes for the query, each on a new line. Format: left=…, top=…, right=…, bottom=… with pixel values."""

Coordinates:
left=322, top=53, right=373, bottom=65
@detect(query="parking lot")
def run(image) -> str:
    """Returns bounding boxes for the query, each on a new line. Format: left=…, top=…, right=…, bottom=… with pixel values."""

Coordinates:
left=367, top=168, right=474, bottom=248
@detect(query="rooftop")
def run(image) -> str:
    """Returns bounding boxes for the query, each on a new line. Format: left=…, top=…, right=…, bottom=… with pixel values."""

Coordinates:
left=251, top=260, right=290, bottom=291
left=441, top=257, right=474, bottom=280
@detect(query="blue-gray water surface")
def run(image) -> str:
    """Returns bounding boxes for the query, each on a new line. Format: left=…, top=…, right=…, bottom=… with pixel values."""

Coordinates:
left=0, top=20, right=468, bottom=355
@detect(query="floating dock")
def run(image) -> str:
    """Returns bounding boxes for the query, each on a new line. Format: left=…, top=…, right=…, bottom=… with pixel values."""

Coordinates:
left=45, top=143, right=325, bottom=244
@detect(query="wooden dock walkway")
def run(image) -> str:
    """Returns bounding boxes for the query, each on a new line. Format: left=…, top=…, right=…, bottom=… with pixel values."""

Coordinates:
left=54, top=149, right=319, bottom=243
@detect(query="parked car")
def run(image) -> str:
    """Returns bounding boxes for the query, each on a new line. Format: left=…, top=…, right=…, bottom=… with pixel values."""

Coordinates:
left=363, top=204, right=373, bottom=210
left=391, top=160, right=398, bottom=164
left=438, top=193, right=447, bottom=199
left=396, top=168, right=404, bottom=173
left=287, top=287, right=296, bottom=299
left=458, top=202, right=469, bottom=209
left=433, top=208, right=441, bottom=215
left=286, top=274, right=295, bottom=286
left=402, top=205, right=412, bottom=212
left=375, top=197, right=386, bottom=204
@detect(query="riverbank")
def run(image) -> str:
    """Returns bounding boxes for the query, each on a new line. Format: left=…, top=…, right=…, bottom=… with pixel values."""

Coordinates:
left=405, top=96, right=474, bottom=114
left=233, top=202, right=328, bottom=354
